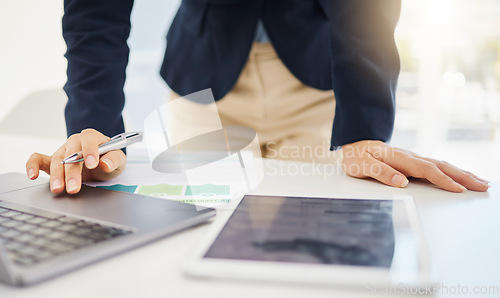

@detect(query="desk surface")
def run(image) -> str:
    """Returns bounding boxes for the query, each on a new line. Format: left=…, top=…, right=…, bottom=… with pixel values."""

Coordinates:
left=1, top=133, right=499, bottom=298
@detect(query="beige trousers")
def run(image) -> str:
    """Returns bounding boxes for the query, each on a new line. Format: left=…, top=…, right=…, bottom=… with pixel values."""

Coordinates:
left=169, top=42, right=338, bottom=164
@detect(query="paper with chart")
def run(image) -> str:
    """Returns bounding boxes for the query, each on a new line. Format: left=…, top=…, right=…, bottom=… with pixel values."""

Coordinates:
left=85, top=146, right=263, bottom=209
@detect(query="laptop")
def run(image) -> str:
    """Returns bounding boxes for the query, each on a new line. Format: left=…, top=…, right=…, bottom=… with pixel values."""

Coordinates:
left=0, top=173, right=215, bottom=286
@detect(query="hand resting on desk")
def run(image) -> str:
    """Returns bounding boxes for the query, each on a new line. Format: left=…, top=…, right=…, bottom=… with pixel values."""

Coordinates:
left=25, top=129, right=489, bottom=194
left=342, top=140, right=489, bottom=193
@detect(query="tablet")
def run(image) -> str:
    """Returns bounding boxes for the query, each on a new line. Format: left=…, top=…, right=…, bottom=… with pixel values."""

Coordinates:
left=184, top=194, right=432, bottom=287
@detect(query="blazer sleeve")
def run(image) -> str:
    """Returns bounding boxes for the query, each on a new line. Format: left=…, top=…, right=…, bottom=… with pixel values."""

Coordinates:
left=319, top=0, right=401, bottom=149
left=62, top=0, right=134, bottom=138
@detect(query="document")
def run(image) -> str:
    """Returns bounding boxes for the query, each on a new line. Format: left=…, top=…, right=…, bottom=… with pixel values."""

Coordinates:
left=85, top=146, right=262, bottom=209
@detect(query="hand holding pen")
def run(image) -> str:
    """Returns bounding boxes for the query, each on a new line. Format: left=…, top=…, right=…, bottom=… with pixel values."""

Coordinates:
left=61, top=131, right=142, bottom=164
left=26, top=129, right=142, bottom=194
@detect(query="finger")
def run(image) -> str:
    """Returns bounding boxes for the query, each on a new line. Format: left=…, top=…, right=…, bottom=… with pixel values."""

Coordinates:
left=99, top=150, right=126, bottom=173
left=79, top=129, right=110, bottom=170
left=423, top=159, right=489, bottom=192
left=464, top=170, right=490, bottom=184
left=344, top=155, right=409, bottom=188
left=49, top=146, right=67, bottom=193
left=382, top=152, right=466, bottom=193
left=26, top=153, right=51, bottom=180
left=63, top=141, right=85, bottom=194
left=364, top=155, right=409, bottom=188
left=85, top=150, right=127, bottom=181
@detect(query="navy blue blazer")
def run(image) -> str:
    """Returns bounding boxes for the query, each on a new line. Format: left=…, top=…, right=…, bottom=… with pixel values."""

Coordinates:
left=63, top=0, right=401, bottom=149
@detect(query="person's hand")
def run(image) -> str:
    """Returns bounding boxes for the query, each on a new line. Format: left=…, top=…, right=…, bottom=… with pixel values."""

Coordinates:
left=25, top=129, right=127, bottom=194
left=341, top=140, right=489, bottom=192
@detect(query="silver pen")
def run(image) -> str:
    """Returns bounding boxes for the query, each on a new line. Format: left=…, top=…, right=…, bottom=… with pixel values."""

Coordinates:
left=61, top=132, right=143, bottom=164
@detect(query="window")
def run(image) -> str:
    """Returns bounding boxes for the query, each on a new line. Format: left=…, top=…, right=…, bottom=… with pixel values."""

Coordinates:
left=393, top=0, right=500, bottom=180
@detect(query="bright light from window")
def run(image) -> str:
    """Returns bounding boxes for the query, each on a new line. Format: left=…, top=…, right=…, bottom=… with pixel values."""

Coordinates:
left=393, top=0, right=500, bottom=180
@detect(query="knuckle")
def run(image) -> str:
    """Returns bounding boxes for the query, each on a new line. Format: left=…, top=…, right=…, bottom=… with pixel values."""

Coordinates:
left=374, top=166, right=396, bottom=182
left=396, top=147, right=412, bottom=155
left=422, top=162, right=439, bottom=176
left=30, top=152, right=41, bottom=160
left=379, top=166, right=392, bottom=178
left=464, top=170, right=474, bottom=177
left=81, top=140, right=99, bottom=152
left=428, top=162, right=439, bottom=170
left=81, top=140, right=100, bottom=152
left=80, top=128, right=96, bottom=135
left=437, top=159, right=448, bottom=167
left=395, top=149, right=412, bottom=159
left=26, top=153, right=41, bottom=167
left=50, top=154, right=62, bottom=164
left=67, top=134, right=80, bottom=142
left=370, top=148, right=385, bottom=159
left=392, top=148, right=406, bottom=156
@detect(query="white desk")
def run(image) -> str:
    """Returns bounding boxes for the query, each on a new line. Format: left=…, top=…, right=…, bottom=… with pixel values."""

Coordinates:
left=1, top=133, right=499, bottom=298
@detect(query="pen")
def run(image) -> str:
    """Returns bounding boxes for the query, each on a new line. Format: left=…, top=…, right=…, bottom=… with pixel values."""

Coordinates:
left=61, top=132, right=143, bottom=164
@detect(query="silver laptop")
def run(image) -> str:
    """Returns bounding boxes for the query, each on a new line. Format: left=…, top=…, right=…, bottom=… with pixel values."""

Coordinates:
left=0, top=173, right=215, bottom=286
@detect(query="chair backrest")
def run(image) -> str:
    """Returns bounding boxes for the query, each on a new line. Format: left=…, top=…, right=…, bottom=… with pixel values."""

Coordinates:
left=0, top=89, right=67, bottom=139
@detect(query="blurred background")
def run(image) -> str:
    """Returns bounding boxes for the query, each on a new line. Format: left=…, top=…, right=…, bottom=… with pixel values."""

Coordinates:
left=1, top=0, right=499, bottom=180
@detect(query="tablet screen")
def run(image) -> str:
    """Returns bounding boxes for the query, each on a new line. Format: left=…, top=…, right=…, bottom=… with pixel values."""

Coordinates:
left=205, top=195, right=419, bottom=270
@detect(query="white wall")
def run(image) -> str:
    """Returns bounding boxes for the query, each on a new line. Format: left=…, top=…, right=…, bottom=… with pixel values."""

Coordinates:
left=0, top=1, right=67, bottom=122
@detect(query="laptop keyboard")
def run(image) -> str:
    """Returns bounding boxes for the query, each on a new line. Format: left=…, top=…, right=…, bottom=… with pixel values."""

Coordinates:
left=0, top=205, right=132, bottom=266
